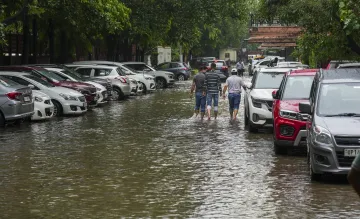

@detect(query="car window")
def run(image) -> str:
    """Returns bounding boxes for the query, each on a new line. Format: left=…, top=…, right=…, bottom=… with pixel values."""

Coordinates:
left=115, top=67, right=126, bottom=76
left=94, top=69, right=112, bottom=76
left=260, top=60, right=270, bottom=66
left=254, top=72, right=285, bottom=89
left=76, top=68, right=92, bottom=76
left=24, top=75, right=55, bottom=87
left=125, top=64, right=142, bottom=71
left=317, top=82, right=360, bottom=116
left=170, top=63, right=181, bottom=68
left=37, top=70, right=65, bottom=82
left=0, top=76, right=21, bottom=87
left=2, top=75, right=32, bottom=87
left=281, top=75, right=315, bottom=100
left=158, top=63, right=171, bottom=69
left=60, top=68, right=84, bottom=80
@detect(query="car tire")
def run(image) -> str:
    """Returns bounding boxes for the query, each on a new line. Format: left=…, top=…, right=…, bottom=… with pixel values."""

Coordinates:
left=273, top=124, right=287, bottom=155
left=309, top=153, right=322, bottom=181
left=177, top=74, right=185, bottom=81
left=156, top=78, right=166, bottom=89
left=0, top=111, right=5, bottom=127
left=244, top=106, right=249, bottom=126
left=113, top=87, right=124, bottom=100
left=141, top=83, right=147, bottom=94
left=52, top=100, right=63, bottom=117
left=248, top=122, right=258, bottom=133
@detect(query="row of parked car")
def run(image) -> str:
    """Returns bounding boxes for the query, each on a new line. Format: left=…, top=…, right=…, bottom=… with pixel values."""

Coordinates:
left=243, top=60, right=360, bottom=181
left=0, top=61, right=191, bottom=126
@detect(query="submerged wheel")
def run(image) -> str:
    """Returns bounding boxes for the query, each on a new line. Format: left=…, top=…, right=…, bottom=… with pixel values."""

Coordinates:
left=141, top=83, right=147, bottom=94
left=52, top=100, right=63, bottom=117
left=177, top=74, right=185, bottom=81
left=156, top=78, right=166, bottom=89
left=309, top=155, right=322, bottom=181
left=113, top=87, right=124, bottom=100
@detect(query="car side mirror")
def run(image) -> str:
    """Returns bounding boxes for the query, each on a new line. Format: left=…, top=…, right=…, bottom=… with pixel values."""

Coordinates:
left=299, top=102, right=312, bottom=114
left=28, top=84, right=35, bottom=89
left=272, top=90, right=278, bottom=99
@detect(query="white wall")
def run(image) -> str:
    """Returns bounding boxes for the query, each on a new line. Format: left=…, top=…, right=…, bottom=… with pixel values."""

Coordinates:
left=157, top=46, right=172, bottom=64
left=219, top=49, right=237, bottom=61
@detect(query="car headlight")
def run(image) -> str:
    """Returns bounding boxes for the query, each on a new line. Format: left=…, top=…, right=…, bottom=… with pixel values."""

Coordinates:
left=165, top=73, right=173, bottom=77
left=145, top=77, right=153, bottom=80
left=251, top=96, right=264, bottom=108
left=313, top=125, right=332, bottom=145
left=34, top=96, right=43, bottom=102
left=59, top=93, right=78, bottom=101
left=279, top=110, right=308, bottom=121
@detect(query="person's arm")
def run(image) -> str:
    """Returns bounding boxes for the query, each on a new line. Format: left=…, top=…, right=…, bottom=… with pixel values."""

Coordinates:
left=223, top=78, right=229, bottom=98
left=218, top=75, right=222, bottom=95
left=203, top=74, right=208, bottom=95
left=348, top=154, right=360, bottom=197
left=240, top=79, right=248, bottom=91
left=190, top=78, right=196, bottom=98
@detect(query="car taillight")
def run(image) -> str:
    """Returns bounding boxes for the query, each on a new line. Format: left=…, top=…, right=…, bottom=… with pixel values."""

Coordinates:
left=221, top=66, right=227, bottom=69
left=7, top=91, right=22, bottom=100
left=115, top=76, right=127, bottom=83
left=182, top=68, right=188, bottom=70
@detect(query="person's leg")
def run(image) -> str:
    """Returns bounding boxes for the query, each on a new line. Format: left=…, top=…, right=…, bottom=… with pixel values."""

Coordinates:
left=213, top=94, right=219, bottom=119
left=232, top=93, right=241, bottom=120
left=228, top=93, right=234, bottom=119
left=237, top=69, right=241, bottom=76
left=200, top=94, right=206, bottom=120
left=206, top=93, right=212, bottom=120
left=193, top=92, right=201, bottom=117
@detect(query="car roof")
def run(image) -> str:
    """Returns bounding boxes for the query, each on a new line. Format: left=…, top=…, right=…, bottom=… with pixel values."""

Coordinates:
left=121, top=62, right=146, bottom=64
left=288, top=69, right=318, bottom=76
left=320, top=69, right=360, bottom=83
left=0, top=71, right=31, bottom=76
left=0, top=65, right=45, bottom=71
left=260, top=68, right=293, bottom=73
left=337, top=63, right=360, bottom=68
left=67, top=64, right=116, bottom=69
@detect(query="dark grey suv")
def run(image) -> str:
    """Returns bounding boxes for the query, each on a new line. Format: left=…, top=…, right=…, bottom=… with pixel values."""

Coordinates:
left=299, top=68, right=360, bottom=181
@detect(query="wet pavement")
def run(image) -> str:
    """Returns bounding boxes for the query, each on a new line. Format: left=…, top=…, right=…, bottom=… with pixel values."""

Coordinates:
left=1, top=76, right=360, bottom=218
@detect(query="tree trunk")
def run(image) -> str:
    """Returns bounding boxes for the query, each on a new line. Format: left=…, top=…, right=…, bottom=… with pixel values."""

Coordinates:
left=8, top=34, right=12, bottom=65
left=32, top=18, right=38, bottom=64
left=21, top=6, right=30, bottom=64
left=59, top=30, right=67, bottom=63
left=48, top=19, right=55, bottom=63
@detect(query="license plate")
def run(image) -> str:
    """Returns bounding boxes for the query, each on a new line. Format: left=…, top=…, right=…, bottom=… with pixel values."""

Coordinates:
left=24, top=96, right=30, bottom=102
left=344, top=149, right=360, bottom=157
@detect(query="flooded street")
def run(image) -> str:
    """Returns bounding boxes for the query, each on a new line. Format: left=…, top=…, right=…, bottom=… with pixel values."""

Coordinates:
left=1, top=76, right=360, bottom=219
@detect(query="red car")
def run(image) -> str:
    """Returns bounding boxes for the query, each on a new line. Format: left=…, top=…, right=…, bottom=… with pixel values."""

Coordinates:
left=272, top=69, right=318, bottom=154
left=0, top=66, right=98, bottom=107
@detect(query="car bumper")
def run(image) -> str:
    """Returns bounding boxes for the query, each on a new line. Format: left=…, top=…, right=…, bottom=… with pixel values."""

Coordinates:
left=62, top=102, right=87, bottom=115
left=275, top=130, right=307, bottom=147
left=274, top=118, right=307, bottom=148
left=249, top=104, right=273, bottom=127
left=309, top=141, right=353, bottom=175
left=167, top=79, right=175, bottom=85
left=32, top=103, right=54, bottom=121
left=97, top=91, right=108, bottom=105
left=4, top=101, right=34, bottom=121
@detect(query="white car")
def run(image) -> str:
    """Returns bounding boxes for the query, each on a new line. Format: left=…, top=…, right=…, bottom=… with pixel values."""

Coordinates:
left=0, top=72, right=87, bottom=116
left=244, top=68, right=293, bottom=132
left=121, top=62, right=175, bottom=89
left=72, top=61, right=156, bottom=93
left=31, top=90, right=54, bottom=121
left=44, top=67, right=109, bottom=105
left=65, top=64, right=132, bottom=100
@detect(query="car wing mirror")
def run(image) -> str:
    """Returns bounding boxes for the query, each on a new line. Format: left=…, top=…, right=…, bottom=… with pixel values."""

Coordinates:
left=299, top=102, right=312, bottom=114
left=272, top=90, right=278, bottom=99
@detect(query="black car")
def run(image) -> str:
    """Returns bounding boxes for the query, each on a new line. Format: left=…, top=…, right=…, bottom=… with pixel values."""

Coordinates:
left=154, top=62, right=191, bottom=81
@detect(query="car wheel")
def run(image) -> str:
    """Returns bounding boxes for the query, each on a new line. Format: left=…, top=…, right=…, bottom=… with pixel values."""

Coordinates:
left=113, top=87, right=124, bottom=100
left=309, top=154, right=322, bottom=181
left=141, top=83, right=147, bottom=94
left=52, top=100, right=63, bottom=117
left=273, top=127, right=287, bottom=155
left=156, top=78, right=166, bottom=89
left=249, top=123, right=258, bottom=133
left=177, top=74, right=185, bottom=81
left=0, top=111, right=5, bottom=127
left=244, top=106, right=249, bottom=126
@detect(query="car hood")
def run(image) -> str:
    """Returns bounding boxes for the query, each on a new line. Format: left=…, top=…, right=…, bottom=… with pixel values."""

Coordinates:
left=280, top=100, right=309, bottom=112
left=129, top=74, right=154, bottom=80
left=32, top=90, right=50, bottom=99
left=50, top=86, right=84, bottom=97
left=319, top=117, right=360, bottom=136
left=250, top=89, right=275, bottom=100
left=83, top=81, right=106, bottom=90
left=153, top=70, right=174, bottom=76
left=58, top=81, right=96, bottom=90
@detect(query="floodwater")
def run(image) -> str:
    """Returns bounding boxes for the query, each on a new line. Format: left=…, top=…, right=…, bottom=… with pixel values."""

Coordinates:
left=1, top=77, right=360, bottom=219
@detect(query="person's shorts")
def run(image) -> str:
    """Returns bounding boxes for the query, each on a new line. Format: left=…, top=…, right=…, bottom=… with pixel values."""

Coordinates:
left=228, top=93, right=241, bottom=110
left=206, top=93, right=219, bottom=108
left=194, top=92, right=206, bottom=112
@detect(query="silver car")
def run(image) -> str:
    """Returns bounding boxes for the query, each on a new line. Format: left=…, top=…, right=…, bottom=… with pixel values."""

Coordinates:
left=0, top=76, right=34, bottom=126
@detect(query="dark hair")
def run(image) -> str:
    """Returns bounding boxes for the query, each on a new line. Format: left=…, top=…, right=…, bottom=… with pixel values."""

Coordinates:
left=211, top=63, right=216, bottom=69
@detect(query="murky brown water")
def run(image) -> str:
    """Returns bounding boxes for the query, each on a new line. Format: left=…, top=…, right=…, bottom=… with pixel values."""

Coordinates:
left=1, top=77, right=360, bottom=218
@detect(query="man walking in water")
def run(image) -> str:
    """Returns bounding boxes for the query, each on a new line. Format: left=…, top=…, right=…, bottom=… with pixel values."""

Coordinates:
left=203, top=62, right=222, bottom=120
left=236, top=60, right=244, bottom=77
left=222, top=68, right=248, bottom=120
left=190, top=66, right=207, bottom=119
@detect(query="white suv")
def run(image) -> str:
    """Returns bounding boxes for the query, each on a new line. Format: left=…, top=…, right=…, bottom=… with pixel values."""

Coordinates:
left=244, top=68, right=292, bottom=132
left=121, top=62, right=175, bottom=89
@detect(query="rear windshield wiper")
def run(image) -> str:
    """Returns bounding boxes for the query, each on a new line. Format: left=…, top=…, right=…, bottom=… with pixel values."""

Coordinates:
left=325, top=113, right=360, bottom=117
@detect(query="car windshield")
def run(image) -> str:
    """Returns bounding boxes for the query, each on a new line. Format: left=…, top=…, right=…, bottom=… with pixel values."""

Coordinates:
left=0, top=76, right=19, bottom=87
left=24, top=75, right=55, bottom=87
left=254, top=72, right=285, bottom=89
left=317, top=82, right=360, bottom=116
left=60, top=67, right=84, bottom=80
left=37, top=70, right=65, bottom=82
left=116, top=67, right=127, bottom=76
left=120, top=65, right=137, bottom=73
left=282, top=75, right=314, bottom=100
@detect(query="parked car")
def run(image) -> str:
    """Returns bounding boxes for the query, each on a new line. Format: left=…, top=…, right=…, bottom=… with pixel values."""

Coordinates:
left=275, top=62, right=303, bottom=67
left=337, top=63, right=360, bottom=69
left=29, top=64, right=113, bottom=101
left=71, top=61, right=156, bottom=94
left=206, top=60, right=229, bottom=77
left=0, top=72, right=87, bottom=116
left=252, top=59, right=273, bottom=76
left=0, top=66, right=98, bottom=107
left=299, top=68, right=360, bottom=181
left=325, top=60, right=358, bottom=69
left=44, top=68, right=109, bottom=105
left=154, top=62, right=191, bottom=81
left=272, top=69, right=318, bottom=154
left=244, top=68, right=293, bottom=132
left=31, top=90, right=54, bottom=121
left=121, top=62, right=175, bottom=89
left=0, top=75, right=34, bottom=126
left=65, top=64, right=131, bottom=100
